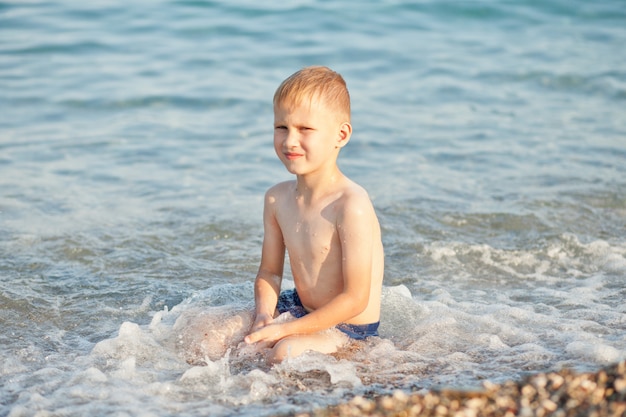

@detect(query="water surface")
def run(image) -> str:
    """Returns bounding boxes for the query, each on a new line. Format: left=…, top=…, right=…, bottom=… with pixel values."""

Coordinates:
left=1, top=1, right=625, bottom=416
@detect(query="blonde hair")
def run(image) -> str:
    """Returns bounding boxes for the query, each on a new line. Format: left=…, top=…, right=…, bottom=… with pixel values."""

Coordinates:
left=273, top=66, right=351, bottom=122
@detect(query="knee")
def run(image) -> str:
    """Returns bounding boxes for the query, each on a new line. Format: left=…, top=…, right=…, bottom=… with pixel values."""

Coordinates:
left=268, top=338, right=297, bottom=364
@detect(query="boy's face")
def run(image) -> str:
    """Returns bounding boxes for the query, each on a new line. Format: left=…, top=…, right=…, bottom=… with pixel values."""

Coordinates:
left=273, top=97, right=350, bottom=176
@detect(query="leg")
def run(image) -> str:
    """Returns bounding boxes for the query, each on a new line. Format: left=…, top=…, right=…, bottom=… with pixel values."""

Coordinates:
left=174, top=306, right=253, bottom=364
left=268, top=330, right=348, bottom=364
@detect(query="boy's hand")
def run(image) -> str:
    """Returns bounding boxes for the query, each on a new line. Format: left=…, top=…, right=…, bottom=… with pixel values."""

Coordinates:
left=250, top=312, right=274, bottom=333
left=244, top=322, right=283, bottom=345
left=244, top=312, right=276, bottom=345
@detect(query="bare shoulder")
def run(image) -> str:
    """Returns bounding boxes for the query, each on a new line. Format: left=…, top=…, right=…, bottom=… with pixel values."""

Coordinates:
left=338, top=179, right=377, bottom=217
left=265, top=180, right=295, bottom=201
left=341, top=178, right=374, bottom=204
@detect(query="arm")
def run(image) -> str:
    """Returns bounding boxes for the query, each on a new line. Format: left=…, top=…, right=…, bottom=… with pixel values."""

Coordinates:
left=248, top=190, right=286, bottom=335
left=246, top=193, right=375, bottom=343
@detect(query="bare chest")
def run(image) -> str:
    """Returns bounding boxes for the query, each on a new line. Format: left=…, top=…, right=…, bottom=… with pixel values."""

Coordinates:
left=276, top=200, right=341, bottom=264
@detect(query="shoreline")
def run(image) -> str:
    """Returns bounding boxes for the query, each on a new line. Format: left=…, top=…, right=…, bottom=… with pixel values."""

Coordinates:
left=301, top=361, right=626, bottom=417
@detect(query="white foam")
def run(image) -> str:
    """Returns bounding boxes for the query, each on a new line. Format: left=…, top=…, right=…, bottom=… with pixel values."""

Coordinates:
left=566, top=341, right=625, bottom=364
left=281, top=354, right=362, bottom=387
left=8, top=274, right=622, bottom=416
left=1, top=352, right=28, bottom=376
left=92, top=321, right=163, bottom=363
left=180, top=359, right=230, bottom=386
left=423, top=234, right=626, bottom=285
left=479, top=334, right=509, bottom=350
left=78, top=367, right=108, bottom=384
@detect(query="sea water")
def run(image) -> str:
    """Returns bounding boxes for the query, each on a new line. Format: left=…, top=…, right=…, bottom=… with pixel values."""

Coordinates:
left=1, top=0, right=625, bottom=415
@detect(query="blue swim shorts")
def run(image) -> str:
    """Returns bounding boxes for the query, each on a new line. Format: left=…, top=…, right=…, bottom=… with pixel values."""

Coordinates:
left=277, top=289, right=380, bottom=340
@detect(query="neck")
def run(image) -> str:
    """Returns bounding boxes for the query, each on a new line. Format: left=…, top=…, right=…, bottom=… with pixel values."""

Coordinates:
left=295, top=166, right=344, bottom=203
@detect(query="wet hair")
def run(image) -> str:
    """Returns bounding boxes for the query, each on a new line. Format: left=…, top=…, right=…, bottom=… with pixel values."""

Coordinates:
left=273, top=66, right=351, bottom=122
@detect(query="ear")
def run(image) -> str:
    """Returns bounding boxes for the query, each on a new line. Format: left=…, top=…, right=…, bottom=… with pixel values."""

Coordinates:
left=336, top=122, right=352, bottom=148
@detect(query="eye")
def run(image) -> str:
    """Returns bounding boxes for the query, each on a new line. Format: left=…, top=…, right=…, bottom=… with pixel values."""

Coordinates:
left=274, top=125, right=287, bottom=130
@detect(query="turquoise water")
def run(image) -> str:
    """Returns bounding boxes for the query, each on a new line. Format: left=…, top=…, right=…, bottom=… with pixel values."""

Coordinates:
left=1, top=1, right=625, bottom=416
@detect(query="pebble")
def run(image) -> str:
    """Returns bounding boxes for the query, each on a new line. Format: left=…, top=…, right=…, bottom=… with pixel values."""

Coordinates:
left=300, top=360, right=626, bottom=417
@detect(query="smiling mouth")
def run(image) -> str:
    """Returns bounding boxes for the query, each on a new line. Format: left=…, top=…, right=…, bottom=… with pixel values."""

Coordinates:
left=284, top=152, right=303, bottom=160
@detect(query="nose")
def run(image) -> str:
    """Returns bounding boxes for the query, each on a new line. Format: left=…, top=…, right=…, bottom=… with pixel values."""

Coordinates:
left=284, top=129, right=298, bottom=149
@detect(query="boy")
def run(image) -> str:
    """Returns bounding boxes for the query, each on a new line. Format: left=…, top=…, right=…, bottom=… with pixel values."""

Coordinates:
left=244, top=66, right=385, bottom=364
